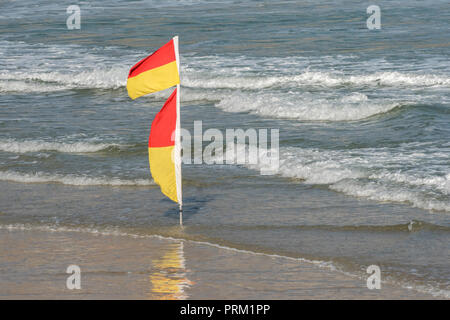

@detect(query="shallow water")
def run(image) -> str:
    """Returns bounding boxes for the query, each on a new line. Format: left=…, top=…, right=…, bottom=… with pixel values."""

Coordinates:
left=0, top=229, right=435, bottom=299
left=0, top=0, right=449, bottom=298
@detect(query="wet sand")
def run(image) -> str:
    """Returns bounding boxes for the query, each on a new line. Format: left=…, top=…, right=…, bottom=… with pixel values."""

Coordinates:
left=0, top=228, right=436, bottom=299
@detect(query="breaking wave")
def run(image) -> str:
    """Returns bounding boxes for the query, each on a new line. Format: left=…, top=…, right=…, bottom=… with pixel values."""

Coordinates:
left=0, top=139, right=120, bottom=154
left=231, top=144, right=450, bottom=212
left=183, top=70, right=450, bottom=90
left=0, top=68, right=128, bottom=92
left=330, top=180, right=450, bottom=212
left=1, top=68, right=448, bottom=93
left=215, top=92, right=401, bottom=121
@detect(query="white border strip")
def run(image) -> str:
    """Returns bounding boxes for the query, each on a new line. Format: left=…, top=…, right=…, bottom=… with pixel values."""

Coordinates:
left=173, top=36, right=182, bottom=206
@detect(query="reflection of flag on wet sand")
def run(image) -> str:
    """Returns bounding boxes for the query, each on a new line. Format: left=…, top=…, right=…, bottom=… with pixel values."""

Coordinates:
left=150, top=242, right=191, bottom=300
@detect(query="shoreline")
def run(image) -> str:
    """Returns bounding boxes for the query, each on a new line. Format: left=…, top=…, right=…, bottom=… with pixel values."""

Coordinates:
left=0, top=228, right=439, bottom=300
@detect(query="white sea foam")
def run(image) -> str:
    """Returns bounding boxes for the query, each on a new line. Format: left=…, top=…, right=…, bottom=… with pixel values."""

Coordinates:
left=0, top=40, right=448, bottom=93
left=0, top=67, right=128, bottom=91
left=0, top=80, right=68, bottom=93
left=0, top=139, right=119, bottom=153
left=330, top=180, right=450, bottom=212
left=370, top=171, right=450, bottom=195
left=0, top=55, right=448, bottom=93
left=232, top=144, right=450, bottom=212
left=183, top=70, right=450, bottom=90
left=0, top=171, right=153, bottom=186
left=216, top=91, right=399, bottom=121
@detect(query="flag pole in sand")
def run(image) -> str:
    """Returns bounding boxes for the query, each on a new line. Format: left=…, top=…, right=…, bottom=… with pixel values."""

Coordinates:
left=127, top=36, right=184, bottom=226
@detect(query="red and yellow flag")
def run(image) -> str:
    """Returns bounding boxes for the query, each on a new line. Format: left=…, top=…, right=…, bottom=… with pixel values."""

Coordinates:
left=148, top=88, right=182, bottom=203
left=127, top=38, right=180, bottom=100
left=127, top=37, right=182, bottom=207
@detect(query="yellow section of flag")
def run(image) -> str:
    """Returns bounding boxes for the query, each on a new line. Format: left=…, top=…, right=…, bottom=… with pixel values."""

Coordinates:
left=148, top=146, right=178, bottom=203
left=126, top=38, right=180, bottom=100
left=127, top=61, right=179, bottom=100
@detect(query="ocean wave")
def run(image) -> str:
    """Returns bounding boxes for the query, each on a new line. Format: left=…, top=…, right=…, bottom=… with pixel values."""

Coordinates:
left=0, top=68, right=128, bottom=91
left=216, top=91, right=400, bottom=121
left=0, top=40, right=448, bottom=95
left=370, top=172, right=450, bottom=195
left=0, top=80, right=68, bottom=93
left=0, top=171, right=153, bottom=186
left=1, top=66, right=448, bottom=94
left=229, top=144, right=450, bottom=212
left=330, top=180, right=450, bottom=212
left=0, top=139, right=120, bottom=153
left=183, top=70, right=450, bottom=90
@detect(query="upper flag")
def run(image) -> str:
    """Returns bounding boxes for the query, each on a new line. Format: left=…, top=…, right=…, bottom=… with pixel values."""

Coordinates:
left=148, top=88, right=182, bottom=204
left=127, top=38, right=180, bottom=100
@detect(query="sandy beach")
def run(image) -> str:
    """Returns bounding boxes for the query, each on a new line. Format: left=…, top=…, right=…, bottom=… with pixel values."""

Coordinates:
left=0, top=228, right=437, bottom=299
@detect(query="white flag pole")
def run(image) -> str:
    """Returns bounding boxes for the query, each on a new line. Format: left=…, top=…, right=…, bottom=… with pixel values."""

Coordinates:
left=173, top=36, right=183, bottom=226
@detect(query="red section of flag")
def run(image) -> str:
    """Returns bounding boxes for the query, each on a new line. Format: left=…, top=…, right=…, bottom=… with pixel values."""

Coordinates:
left=148, top=88, right=177, bottom=148
left=128, top=39, right=176, bottom=79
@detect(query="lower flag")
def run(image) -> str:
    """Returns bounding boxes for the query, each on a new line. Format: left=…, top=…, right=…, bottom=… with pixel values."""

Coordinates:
left=148, top=88, right=182, bottom=204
